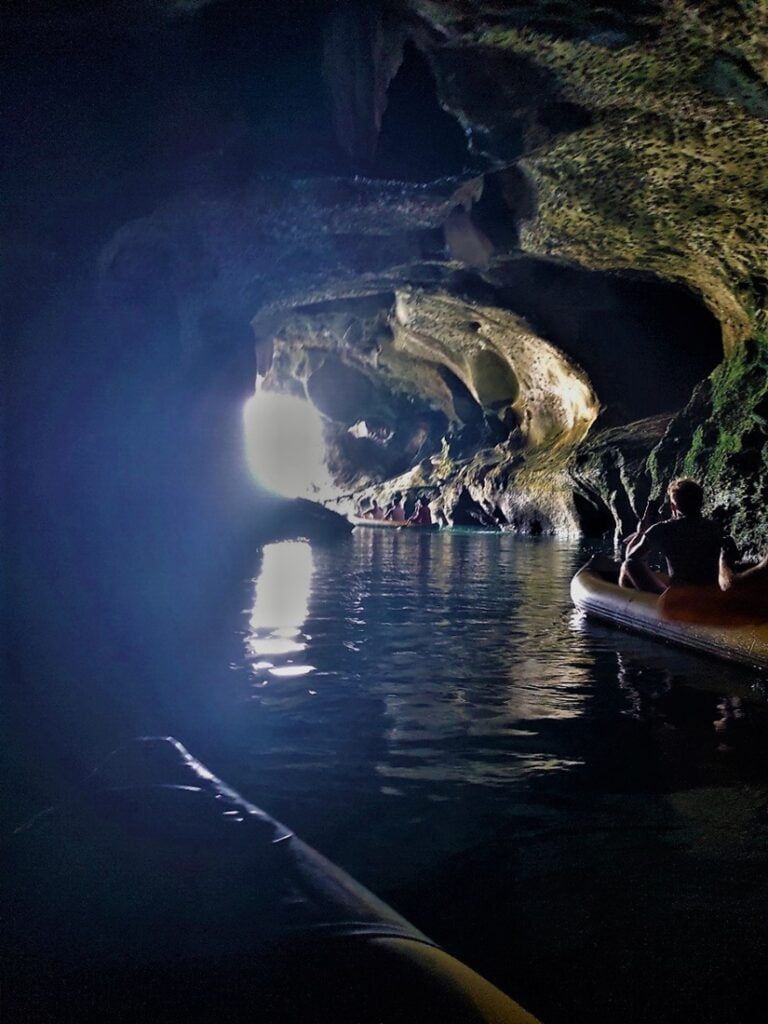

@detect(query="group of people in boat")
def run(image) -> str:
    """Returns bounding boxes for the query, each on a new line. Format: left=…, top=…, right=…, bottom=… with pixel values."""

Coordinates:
left=619, top=477, right=767, bottom=614
left=360, top=493, right=433, bottom=526
left=356, top=477, right=766, bottom=610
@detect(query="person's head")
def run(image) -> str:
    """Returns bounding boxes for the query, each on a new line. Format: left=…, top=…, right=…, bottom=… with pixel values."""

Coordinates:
left=667, top=478, right=704, bottom=516
left=372, top=498, right=380, bottom=509
left=393, top=494, right=402, bottom=505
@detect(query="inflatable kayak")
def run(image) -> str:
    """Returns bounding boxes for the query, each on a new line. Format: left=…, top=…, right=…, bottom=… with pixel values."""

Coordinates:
left=3, top=737, right=538, bottom=1024
left=571, top=557, right=768, bottom=671
left=350, top=515, right=440, bottom=531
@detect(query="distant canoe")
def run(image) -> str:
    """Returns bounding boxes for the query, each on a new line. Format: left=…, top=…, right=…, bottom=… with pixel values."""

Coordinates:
left=571, top=557, right=768, bottom=671
left=350, top=516, right=440, bottom=531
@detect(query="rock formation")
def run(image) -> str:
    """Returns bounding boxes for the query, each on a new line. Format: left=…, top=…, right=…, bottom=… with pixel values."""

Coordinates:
left=5, top=0, right=768, bottom=626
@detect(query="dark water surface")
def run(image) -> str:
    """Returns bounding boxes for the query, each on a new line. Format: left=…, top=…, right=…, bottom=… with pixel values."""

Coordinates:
left=236, top=530, right=768, bottom=1023
left=7, top=529, right=768, bottom=1022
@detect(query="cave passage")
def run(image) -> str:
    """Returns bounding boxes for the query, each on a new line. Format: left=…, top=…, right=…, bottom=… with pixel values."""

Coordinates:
left=493, top=260, right=724, bottom=424
left=261, top=252, right=720, bottom=510
left=373, top=42, right=476, bottom=181
left=7, top=3, right=768, bottom=1024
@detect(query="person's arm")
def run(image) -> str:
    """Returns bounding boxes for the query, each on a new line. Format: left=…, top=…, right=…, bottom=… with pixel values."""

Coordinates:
left=718, top=536, right=740, bottom=590
left=625, top=522, right=661, bottom=562
left=622, top=499, right=662, bottom=555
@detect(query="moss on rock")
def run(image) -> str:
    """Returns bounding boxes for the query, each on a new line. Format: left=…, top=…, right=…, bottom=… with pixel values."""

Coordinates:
left=472, top=0, right=768, bottom=349
left=649, top=333, right=768, bottom=552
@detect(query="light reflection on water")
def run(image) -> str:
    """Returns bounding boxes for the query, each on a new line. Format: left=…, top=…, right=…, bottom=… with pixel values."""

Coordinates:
left=246, top=541, right=315, bottom=675
left=242, top=530, right=768, bottom=828
left=246, top=531, right=593, bottom=792
left=238, top=530, right=768, bottom=1024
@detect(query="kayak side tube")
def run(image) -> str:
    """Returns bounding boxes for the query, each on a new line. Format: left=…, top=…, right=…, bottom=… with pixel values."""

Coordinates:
left=571, top=564, right=768, bottom=671
left=4, top=737, right=539, bottom=1024
left=349, top=516, right=440, bottom=531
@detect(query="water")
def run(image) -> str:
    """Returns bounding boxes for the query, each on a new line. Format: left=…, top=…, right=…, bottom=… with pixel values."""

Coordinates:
left=239, top=534, right=594, bottom=866
left=233, top=530, right=768, bottom=1023
left=7, top=529, right=768, bottom=1022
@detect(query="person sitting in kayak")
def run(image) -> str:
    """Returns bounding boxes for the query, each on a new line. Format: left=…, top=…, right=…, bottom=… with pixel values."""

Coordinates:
left=620, top=478, right=737, bottom=594
left=385, top=494, right=406, bottom=522
left=408, top=497, right=432, bottom=526
left=367, top=498, right=385, bottom=521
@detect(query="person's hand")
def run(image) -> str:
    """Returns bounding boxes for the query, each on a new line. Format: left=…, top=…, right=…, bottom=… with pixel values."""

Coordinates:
left=718, top=550, right=735, bottom=591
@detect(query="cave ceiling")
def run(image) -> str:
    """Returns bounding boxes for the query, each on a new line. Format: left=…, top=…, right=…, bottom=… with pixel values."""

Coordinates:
left=7, top=0, right=767, bottom=542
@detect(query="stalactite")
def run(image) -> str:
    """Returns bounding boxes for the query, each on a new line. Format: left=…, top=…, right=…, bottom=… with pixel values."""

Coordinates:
left=321, top=1, right=406, bottom=168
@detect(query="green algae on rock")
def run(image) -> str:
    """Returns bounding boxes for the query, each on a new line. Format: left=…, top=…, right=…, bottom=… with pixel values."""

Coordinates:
left=649, top=335, right=768, bottom=553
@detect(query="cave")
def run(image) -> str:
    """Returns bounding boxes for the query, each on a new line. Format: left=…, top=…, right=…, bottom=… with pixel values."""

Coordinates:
left=493, top=258, right=724, bottom=423
left=373, top=42, right=476, bottom=181
left=5, top=3, right=768, bottom=1024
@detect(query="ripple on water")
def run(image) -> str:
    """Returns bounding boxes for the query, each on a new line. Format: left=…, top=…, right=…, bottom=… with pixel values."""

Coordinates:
left=235, top=530, right=768, bottom=1024
left=241, top=530, right=768, bottom=842
left=242, top=534, right=597, bottom=792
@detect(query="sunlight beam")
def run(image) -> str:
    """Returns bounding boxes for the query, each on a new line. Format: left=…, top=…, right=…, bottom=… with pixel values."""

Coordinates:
left=243, top=387, right=333, bottom=500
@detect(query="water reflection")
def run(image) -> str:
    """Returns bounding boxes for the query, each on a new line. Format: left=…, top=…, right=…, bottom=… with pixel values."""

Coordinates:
left=572, top=616, right=768, bottom=785
left=242, top=530, right=768, bottom=809
left=247, top=541, right=315, bottom=684
left=245, top=533, right=768, bottom=800
left=240, top=532, right=597, bottom=807
left=231, top=531, right=768, bottom=1023
left=336, top=531, right=593, bottom=786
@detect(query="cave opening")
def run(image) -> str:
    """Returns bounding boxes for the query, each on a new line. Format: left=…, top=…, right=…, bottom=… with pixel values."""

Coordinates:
left=373, top=42, right=476, bottom=181
left=492, top=259, right=724, bottom=424
left=242, top=387, right=333, bottom=501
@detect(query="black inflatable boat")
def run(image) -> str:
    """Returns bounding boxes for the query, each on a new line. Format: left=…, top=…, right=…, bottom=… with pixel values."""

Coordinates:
left=2, top=737, right=538, bottom=1024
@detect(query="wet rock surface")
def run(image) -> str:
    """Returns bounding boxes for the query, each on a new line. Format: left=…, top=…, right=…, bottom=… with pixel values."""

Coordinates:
left=650, top=339, right=768, bottom=556
left=570, top=414, right=674, bottom=544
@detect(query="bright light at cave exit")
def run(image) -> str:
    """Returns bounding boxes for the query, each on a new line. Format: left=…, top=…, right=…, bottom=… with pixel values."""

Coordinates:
left=243, top=385, right=333, bottom=499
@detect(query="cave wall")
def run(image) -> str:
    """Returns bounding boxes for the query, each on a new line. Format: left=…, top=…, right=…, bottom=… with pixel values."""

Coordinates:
left=409, top=2, right=767, bottom=543
left=259, top=283, right=601, bottom=520
left=415, top=0, right=767, bottom=344
left=6, top=0, right=768, bottom=699
left=650, top=340, right=768, bottom=554
left=226, top=0, right=764, bottom=542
